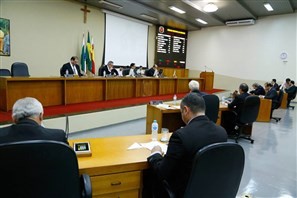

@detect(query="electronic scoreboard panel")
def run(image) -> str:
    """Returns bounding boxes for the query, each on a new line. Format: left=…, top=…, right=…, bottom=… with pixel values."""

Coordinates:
left=155, top=25, right=187, bottom=68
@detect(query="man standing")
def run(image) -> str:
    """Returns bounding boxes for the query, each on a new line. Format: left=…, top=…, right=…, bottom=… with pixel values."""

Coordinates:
left=60, top=56, right=83, bottom=76
left=0, top=97, right=68, bottom=144
left=146, top=93, right=227, bottom=197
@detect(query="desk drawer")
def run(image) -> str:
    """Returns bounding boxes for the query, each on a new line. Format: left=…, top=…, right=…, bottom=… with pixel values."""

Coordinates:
left=91, top=171, right=141, bottom=196
left=94, top=189, right=139, bottom=198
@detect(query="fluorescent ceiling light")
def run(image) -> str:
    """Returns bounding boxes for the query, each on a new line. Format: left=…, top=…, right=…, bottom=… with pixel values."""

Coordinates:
left=203, top=3, right=218, bottom=12
left=98, top=0, right=123, bottom=9
left=169, top=6, right=186, bottom=14
left=140, top=14, right=158, bottom=21
left=196, top=18, right=208, bottom=25
left=264, top=3, right=273, bottom=11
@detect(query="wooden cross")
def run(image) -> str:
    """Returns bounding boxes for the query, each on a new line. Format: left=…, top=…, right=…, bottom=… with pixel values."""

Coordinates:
left=80, top=5, right=90, bottom=24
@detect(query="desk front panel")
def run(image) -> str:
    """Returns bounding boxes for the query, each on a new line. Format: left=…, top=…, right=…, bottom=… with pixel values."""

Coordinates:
left=65, top=79, right=105, bottom=104
left=135, top=79, right=158, bottom=97
left=106, top=79, right=136, bottom=100
left=158, top=79, right=176, bottom=95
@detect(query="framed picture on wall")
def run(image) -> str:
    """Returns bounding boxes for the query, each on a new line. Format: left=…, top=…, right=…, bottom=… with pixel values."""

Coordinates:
left=0, top=18, right=10, bottom=56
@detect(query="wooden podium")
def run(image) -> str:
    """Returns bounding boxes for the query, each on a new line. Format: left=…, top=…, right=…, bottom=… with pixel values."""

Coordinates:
left=200, top=71, right=214, bottom=91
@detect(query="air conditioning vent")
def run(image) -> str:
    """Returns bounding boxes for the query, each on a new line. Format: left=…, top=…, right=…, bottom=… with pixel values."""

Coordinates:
left=225, top=19, right=255, bottom=26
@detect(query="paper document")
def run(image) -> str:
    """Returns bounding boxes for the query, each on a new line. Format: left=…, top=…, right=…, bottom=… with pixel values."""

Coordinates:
left=157, top=104, right=180, bottom=110
left=127, top=141, right=168, bottom=154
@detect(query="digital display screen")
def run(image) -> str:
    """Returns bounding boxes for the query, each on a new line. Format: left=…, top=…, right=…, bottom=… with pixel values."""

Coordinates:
left=155, top=26, right=187, bottom=69
left=74, top=142, right=89, bottom=151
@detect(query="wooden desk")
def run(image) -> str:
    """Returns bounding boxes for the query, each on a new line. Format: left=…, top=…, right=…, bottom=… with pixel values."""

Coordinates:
left=280, top=92, right=288, bottom=109
left=0, top=77, right=204, bottom=111
left=146, top=98, right=272, bottom=133
left=69, top=135, right=154, bottom=198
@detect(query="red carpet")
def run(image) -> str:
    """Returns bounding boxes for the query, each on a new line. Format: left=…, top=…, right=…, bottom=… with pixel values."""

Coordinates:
left=0, top=89, right=224, bottom=124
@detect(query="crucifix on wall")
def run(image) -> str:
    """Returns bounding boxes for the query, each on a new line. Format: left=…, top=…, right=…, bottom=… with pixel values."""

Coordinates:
left=80, top=5, right=90, bottom=23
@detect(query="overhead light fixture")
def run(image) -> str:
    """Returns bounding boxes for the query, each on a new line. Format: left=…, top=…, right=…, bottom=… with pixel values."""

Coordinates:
left=98, top=0, right=123, bottom=9
left=203, top=3, right=218, bottom=12
left=264, top=3, right=273, bottom=11
left=169, top=6, right=186, bottom=14
left=196, top=18, right=208, bottom=25
left=140, top=14, right=158, bottom=21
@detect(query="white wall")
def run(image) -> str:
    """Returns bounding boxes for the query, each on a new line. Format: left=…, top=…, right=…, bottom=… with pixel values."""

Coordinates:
left=0, top=0, right=156, bottom=76
left=187, top=13, right=297, bottom=90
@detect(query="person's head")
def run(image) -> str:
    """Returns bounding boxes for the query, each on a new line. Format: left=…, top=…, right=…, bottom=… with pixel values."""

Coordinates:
left=290, top=80, right=295, bottom=86
left=130, top=63, right=136, bottom=69
left=180, top=93, right=205, bottom=124
left=12, top=97, right=44, bottom=125
left=188, top=80, right=200, bottom=92
left=70, top=56, right=79, bottom=65
left=264, top=82, right=273, bottom=91
left=272, top=79, right=277, bottom=84
left=252, top=83, right=259, bottom=89
left=239, top=83, right=248, bottom=93
left=107, top=61, right=114, bottom=68
left=286, top=78, right=291, bottom=83
left=153, top=64, right=158, bottom=70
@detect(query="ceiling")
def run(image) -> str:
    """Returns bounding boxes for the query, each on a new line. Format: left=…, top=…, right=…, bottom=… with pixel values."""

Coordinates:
left=76, top=0, right=297, bottom=31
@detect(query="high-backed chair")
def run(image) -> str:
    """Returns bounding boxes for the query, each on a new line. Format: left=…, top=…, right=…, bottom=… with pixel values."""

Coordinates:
left=0, top=140, right=92, bottom=198
left=203, top=94, right=220, bottom=123
left=287, top=88, right=296, bottom=110
left=271, top=90, right=284, bottom=122
left=164, top=142, right=245, bottom=198
left=11, top=62, right=30, bottom=77
left=232, top=95, right=260, bottom=143
left=0, top=68, right=11, bottom=76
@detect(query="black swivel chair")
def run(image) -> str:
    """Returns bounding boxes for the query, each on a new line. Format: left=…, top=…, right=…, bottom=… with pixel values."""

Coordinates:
left=0, top=140, right=92, bottom=198
left=271, top=90, right=284, bottom=122
left=0, top=68, right=11, bottom=76
left=11, top=62, right=30, bottom=77
left=122, top=68, right=130, bottom=76
left=164, top=142, right=245, bottom=198
left=203, top=94, right=220, bottom=123
left=233, top=95, right=260, bottom=143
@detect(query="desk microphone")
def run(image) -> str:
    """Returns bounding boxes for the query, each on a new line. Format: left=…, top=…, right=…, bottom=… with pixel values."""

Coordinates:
left=65, top=115, right=69, bottom=139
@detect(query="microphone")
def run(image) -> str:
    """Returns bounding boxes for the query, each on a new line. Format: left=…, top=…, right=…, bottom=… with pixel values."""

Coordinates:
left=204, top=65, right=214, bottom=72
left=65, top=115, right=70, bottom=139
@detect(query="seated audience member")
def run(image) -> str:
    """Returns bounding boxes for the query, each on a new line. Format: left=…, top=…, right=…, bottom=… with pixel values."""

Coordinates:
left=263, top=82, right=278, bottom=110
left=271, top=79, right=279, bottom=91
left=102, top=61, right=117, bottom=77
left=145, top=93, right=227, bottom=198
left=117, top=67, right=124, bottom=77
left=285, top=80, right=296, bottom=108
left=188, top=80, right=207, bottom=96
left=146, top=64, right=159, bottom=77
left=250, top=83, right=266, bottom=95
left=128, top=63, right=137, bottom=77
left=60, top=56, right=83, bottom=77
left=0, top=97, right=68, bottom=144
left=221, top=83, right=250, bottom=134
left=135, top=66, right=143, bottom=76
left=279, top=78, right=291, bottom=90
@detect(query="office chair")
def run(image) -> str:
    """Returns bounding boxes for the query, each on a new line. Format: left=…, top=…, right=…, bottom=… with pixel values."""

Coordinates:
left=163, top=142, right=245, bottom=198
left=203, top=94, right=220, bottom=123
left=0, top=140, right=92, bottom=198
left=233, top=95, right=260, bottom=143
left=271, top=90, right=284, bottom=122
left=122, top=68, right=130, bottom=76
left=11, top=62, right=30, bottom=77
left=0, top=68, right=11, bottom=76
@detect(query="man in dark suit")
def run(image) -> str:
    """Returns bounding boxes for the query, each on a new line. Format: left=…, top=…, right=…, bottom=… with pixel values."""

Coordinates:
left=146, top=64, right=158, bottom=77
left=0, top=97, right=68, bottom=144
left=221, top=83, right=250, bottom=134
left=60, top=56, right=83, bottom=77
left=264, top=82, right=278, bottom=109
left=271, top=79, right=279, bottom=91
left=146, top=93, right=227, bottom=197
left=285, top=80, right=296, bottom=108
left=189, top=80, right=207, bottom=96
left=250, top=83, right=265, bottom=95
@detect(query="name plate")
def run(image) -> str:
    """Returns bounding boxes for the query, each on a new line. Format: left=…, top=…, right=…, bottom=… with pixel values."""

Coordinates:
left=73, top=142, right=92, bottom=157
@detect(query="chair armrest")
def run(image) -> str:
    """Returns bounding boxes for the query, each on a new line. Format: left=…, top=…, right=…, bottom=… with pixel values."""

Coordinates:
left=80, top=174, right=92, bottom=198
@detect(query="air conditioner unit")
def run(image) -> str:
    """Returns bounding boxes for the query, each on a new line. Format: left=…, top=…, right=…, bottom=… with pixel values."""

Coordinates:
left=225, top=19, right=255, bottom=26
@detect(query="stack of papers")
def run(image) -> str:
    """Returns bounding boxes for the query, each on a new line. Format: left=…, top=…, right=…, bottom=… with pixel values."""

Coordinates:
left=156, top=104, right=180, bottom=110
left=127, top=141, right=168, bottom=154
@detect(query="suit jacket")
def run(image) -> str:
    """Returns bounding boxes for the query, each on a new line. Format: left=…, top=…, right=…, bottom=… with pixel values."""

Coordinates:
left=264, top=88, right=278, bottom=109
left=0, top=119, right=68, bottom=144
left=192, top=89, right=207, bottom=97
left=146, top=68, right=156, bottom=77
left=60, top=62, right=82, bottom=76
left=228, top=92, right=250, bottom=114
left=147, top=116, right=227, bottom=197
left=250, top=85, right=265, bottom=95
left=285, top=85, right=297, bottom=99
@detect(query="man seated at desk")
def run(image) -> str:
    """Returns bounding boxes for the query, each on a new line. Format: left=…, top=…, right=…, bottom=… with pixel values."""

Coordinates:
left=262, top=82, right=278, bottom=109
left=188, top=80, right=207, bottom=96
left=250, top=83, right=265, bottom=96
left=60, top=56, right=83, bottom=77
left=145, top=93, right=227, bottom=197
left=285, top=80, right=296, bottom=108
left=221, top=83, right=250, bottom=134
left=146, top=64, right=159, bottom=77
left=0, top=97, right=68, bottom=144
